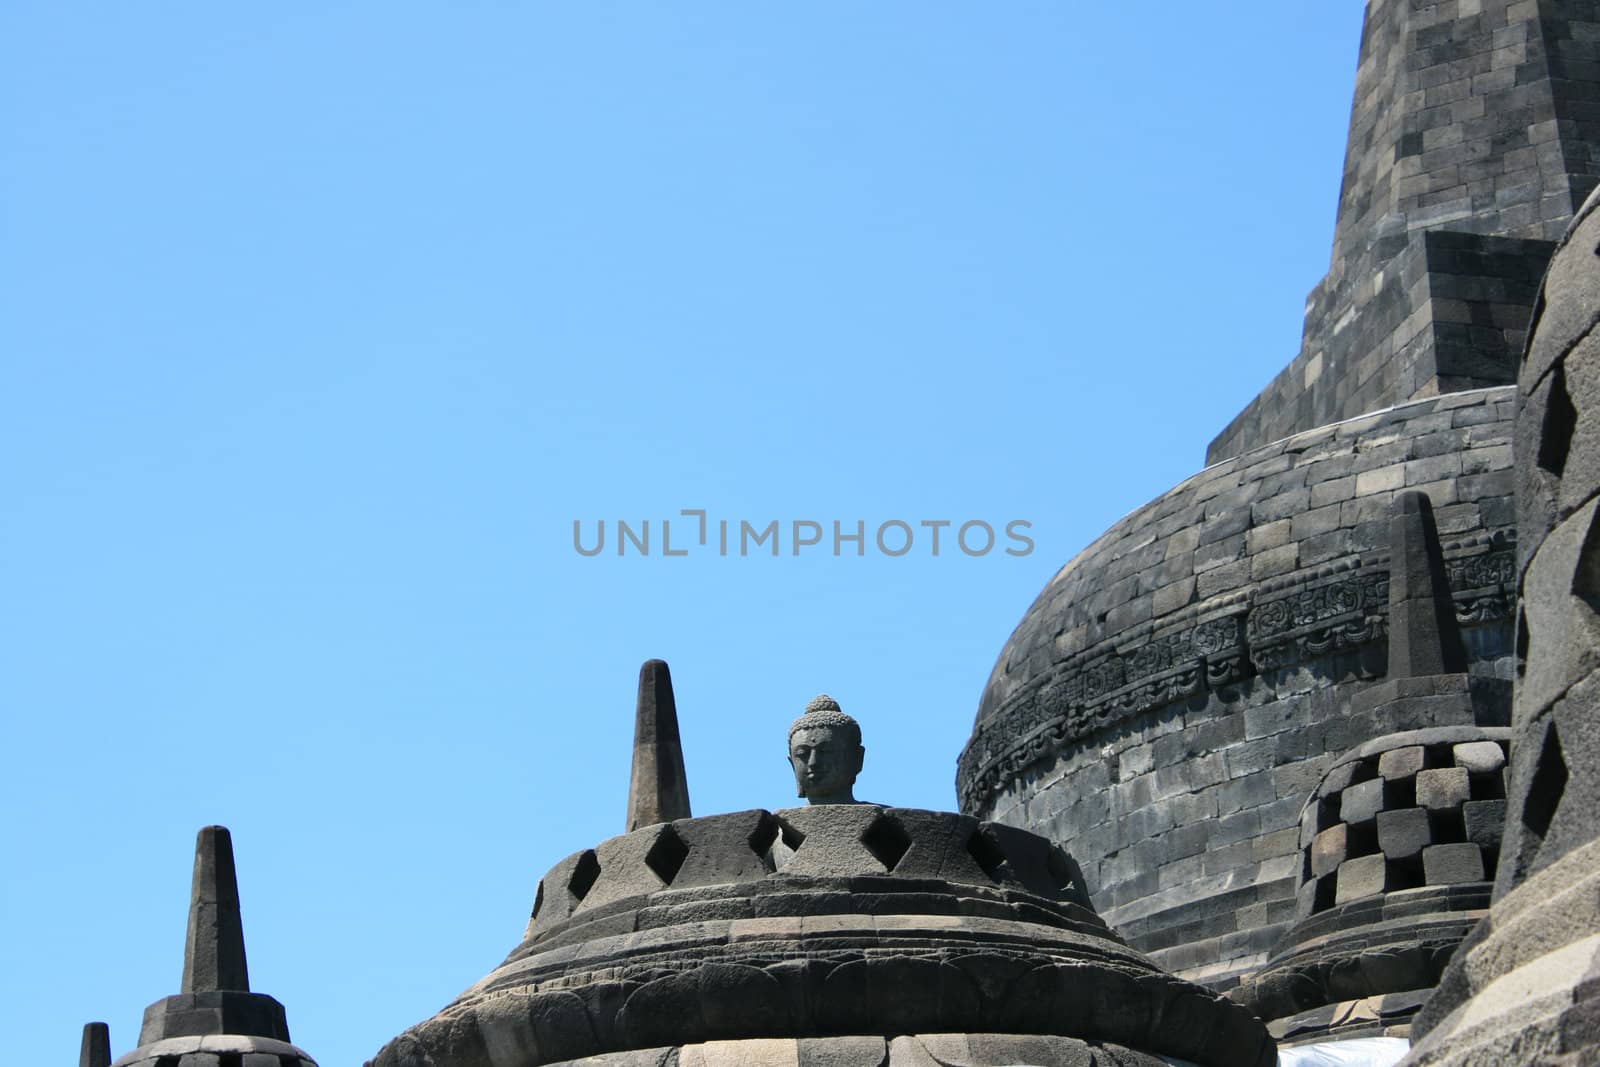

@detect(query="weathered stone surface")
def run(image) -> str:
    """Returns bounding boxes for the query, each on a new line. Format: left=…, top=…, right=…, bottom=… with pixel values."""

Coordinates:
left=1451, top=741, right=1505, bottom=775
left=1415, top=768, right=1470, bottom=812
left=795, top=1035, right=886, bottom=1067
left=627, top=659, right=692, bottom=833
left=1311, top=825, right=1349, bottom=879
left=769, top=805, right=885, bottom=877
left=183, top=826, right=249, bottom=995
left=1421, top=844, right=1485, bottom=886
left=1379, top=746, right=1425, bottom=781
left=1376, top=808, right=1432, bottom=861
left=1387, top=492, right=1469, bottom=678
left=1335, top=855, right=1388, bottom=905
left=1462, top=800, right=1505, bottom=851
left=1340, top=779, right=1386, bottom=826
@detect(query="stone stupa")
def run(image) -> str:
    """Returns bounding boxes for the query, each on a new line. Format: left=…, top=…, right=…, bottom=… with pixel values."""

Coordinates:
left=366, top=660, right=1276, bottom=1067
left=100, top=826, right=320, bottom=1067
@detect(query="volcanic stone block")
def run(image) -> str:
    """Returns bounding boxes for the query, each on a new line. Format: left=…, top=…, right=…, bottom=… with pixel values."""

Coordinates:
left=530, top=849, right=595, bottom=929
left=1295, top=875, right=1321, bottom=919
left=1452, top=740, right=1506, bottom=774
left=1335, top=854, right=1388, bottom=905
left=1416, top=767, right=1471, bottom=810
left=1378, top=745, right=1425, bottom=781
left=687, top=1041, right=799, bottom=1067
left=1423, top=843, right=1485, bottom=884
left=867, top=809, right=991, bottom=883
left=773, top=805, right=887, bottom=877
left=1319, top=761, right=1362, bottom=798
left=1310, top=825, right=1349, bottom=878
left=1339, top=778, right=1386, bottom=825
left=582, top=829, right=680, bottom=909
left=1463, top=799, right=1506, bottom=850
left=668, top=810, right=780, bottom=888
left=1299, top=801, right=1321, bottom=849
left=797, top=1035, right=888, bottom=1066
left=1376, top=807, right=1433, bottom=860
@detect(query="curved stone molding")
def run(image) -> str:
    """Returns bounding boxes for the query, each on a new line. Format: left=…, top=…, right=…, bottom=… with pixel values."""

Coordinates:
left=112, top=1034, right=317, bottom=1067
left=435, top=1033, right=1198, bottom=1066
left=368, top=808, right=1274, bottom=1067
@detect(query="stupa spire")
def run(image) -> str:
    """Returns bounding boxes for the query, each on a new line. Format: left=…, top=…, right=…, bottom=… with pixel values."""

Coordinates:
left=1387, top=490, right=1467, bottom=678
left=78, top=1022, right=110, bottom=1067
left=182, top=825, right=250, bottom=993
left=626, top=659, right=691, bottom=831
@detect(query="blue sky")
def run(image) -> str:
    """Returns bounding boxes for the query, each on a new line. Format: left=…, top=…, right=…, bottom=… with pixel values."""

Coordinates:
left=3, top=5, right=1365, bottom=1065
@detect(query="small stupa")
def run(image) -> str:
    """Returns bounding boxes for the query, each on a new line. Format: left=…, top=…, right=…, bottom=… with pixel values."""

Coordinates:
left=366, top=661, right=1275, bottom=1067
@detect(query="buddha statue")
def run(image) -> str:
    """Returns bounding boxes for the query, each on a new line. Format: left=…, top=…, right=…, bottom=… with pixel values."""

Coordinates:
left=787, top=695, right=866, bottom=804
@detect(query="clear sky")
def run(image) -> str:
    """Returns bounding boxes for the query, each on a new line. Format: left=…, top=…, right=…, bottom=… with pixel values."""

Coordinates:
left=3, top=5, right=1367, bottom=1065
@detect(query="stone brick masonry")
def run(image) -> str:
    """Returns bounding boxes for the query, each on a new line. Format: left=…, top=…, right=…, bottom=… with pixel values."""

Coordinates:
left=1207, top=0, right=1600, bottom=464
left=960, top=389, right=1516, bottom=988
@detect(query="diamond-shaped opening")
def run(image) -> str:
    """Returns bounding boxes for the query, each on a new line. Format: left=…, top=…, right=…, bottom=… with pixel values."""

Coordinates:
left=1430, top=806, right=1466, bottom=843
left=1346, top=821, right=1378, bottom=859
left=1389, top=852, right=1424, bottom=891
left=1383, top=776, right=1416, bottom=810
left=531, top=879, right=545, bottom=920
left=1538, top=364, right=1576, bottom=477
left=568, top=849, right=600, bottom=902
left=1573, top=505, right=1600, bottom=617
left=1522, top=722, right=1568, bottom=849
left=1311, top=873, right=1337, bottom=914
left=1516, top=606, right=1529, bottom=679
left=967, top=827, right=1008, bottom=882
left=861, top=813, right=911, bottom=872
left=748, top=812, right=780, bottom=871
left=778, top=817, right=806, bottom=852
left=645, top=825, right=690, bottom=886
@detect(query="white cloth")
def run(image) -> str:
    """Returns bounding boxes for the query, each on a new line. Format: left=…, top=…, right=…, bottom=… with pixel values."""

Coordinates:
left=1277, top=1037, right=1411, bottom=1067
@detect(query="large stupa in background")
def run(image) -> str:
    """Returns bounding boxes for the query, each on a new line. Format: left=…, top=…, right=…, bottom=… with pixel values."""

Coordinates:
left=958, top=0, right=1600, bottom=1051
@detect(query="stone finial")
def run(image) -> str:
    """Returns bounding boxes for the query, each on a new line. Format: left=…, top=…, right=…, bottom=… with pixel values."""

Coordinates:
left=182, top=825, right=250, bottom=994
left=1387, top=490, right=1467, bottom=678
left=788, top=694, right=865, bottom=804
left=78, top=1022, right=110, bottom=1067
left=626, top=659, right=692, bottom=832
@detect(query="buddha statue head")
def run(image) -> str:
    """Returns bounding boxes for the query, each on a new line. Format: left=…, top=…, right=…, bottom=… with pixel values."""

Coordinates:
left=787, top=694, right=865, bottom=804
